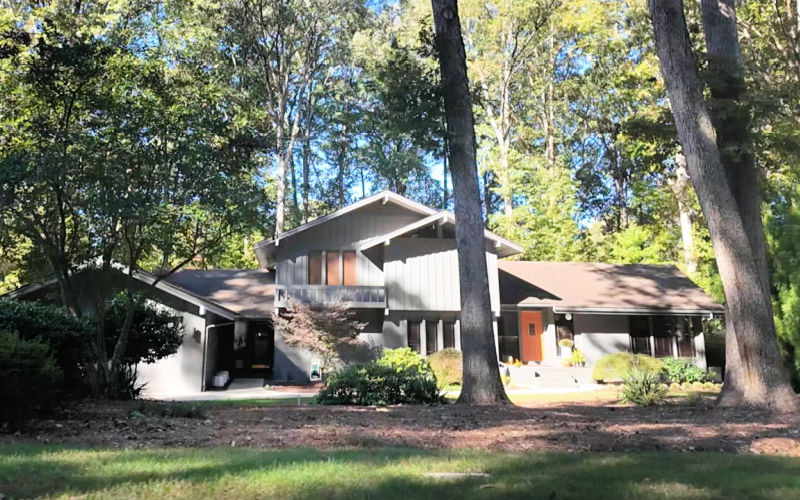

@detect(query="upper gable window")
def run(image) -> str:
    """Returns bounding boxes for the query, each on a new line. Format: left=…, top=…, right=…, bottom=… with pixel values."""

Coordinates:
left=326, top=251, right=340, bottom=285
left=343, top=251, right=357, bottom=286
left=308, top=252, right=322, bottom=285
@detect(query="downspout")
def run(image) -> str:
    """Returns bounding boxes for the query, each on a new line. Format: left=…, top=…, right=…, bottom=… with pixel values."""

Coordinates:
left=201, top=320, right=236, bottom=391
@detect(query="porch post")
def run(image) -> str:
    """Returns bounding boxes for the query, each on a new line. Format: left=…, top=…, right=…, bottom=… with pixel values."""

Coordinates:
left=492, top=318, right=499, bottom=360
left=454, top=319, right=462, bottom=351
left=437, top=319, right=444, bottom=350
left=420, top=319, right=427, bottom=357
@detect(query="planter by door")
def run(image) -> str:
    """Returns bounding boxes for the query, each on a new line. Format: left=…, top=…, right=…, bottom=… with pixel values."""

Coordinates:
left=519, top=311, right=543, bottom=363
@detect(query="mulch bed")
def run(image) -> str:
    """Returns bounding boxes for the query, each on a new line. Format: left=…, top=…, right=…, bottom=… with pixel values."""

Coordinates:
left=3, top=399, right=800, bottom=457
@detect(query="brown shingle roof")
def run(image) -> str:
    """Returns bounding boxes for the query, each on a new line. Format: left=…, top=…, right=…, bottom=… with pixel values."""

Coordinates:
left=165, top=269, right=274, bottom=318
left=498, top=261, right=723, bottom=313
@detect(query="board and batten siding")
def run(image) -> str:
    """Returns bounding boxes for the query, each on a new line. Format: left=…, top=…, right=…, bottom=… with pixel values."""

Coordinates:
left=385, top=238, right=500, bottom=312
left=274, top=204, right=423, bottom=286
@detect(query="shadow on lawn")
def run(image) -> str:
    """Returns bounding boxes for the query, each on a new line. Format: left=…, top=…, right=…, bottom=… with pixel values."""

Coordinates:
left=1, top=445, right=800, bottom=499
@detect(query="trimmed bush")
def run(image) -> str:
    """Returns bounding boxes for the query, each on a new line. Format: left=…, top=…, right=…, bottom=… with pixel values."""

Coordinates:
left=661, top=357, right=710, bottom=384
left=0, top=298, right=92, bottom=395
left=316, top=348, right=442, bottom=405
left=0, top=331, right=64, bottom=422
left=428, top=348, right=462, bottom=387
left=592, top=353, right=664, bottom=382
left=558, top=338, right=574, bottom=348
left=377, top=347, right=431, bottom=374
left=570, top=348, right=586, bottom=366
left=621, top=369, right=667, bottom=406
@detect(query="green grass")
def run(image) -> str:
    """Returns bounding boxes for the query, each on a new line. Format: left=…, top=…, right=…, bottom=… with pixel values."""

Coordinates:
left=1, top=445, right=799, bottom=499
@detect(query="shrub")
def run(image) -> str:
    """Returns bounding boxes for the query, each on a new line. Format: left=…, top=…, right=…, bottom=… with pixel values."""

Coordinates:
left=0, top=298, right=92, bottom=395
left=661, top=357, right=710, bottom=384
left=621, top=369, right=667, bottom=406
left=428, top=348, right=462, bottom=387
left=316, top=349, right=442, bottom=405
left=0, top=331, right=64, bottom=422
left=377, top=347, right=431, bottom=375
left=558, top=338, right=574, bottom=348
left=570, top=348, right=586, bottom=366
left=103, top=294, right=183, bottom=365
left=592, top=353, right=664, bottom=382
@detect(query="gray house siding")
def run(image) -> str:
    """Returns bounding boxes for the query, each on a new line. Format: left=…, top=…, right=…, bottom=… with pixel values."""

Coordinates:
left=274, top=204, right=423, bottom=287
left=572, top=314, right=632, bottom=366
left=384, top=238, right=500, bottom=312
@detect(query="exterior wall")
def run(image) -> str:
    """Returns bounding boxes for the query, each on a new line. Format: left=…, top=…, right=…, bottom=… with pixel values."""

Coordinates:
left=384, top=238, right=500, bottom=312
left=381, top=311, right=461, bottom=356
left=274, top=204, right=424, bottom=287
left=572, top=314, right=632, bottom=366
left=541, top=308, right=558, bottom=362
left=137, top=306, right=207, bottom=397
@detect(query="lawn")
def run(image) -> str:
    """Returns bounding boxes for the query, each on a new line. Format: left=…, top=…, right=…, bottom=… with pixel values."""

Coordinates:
left=1, top=445, right=799, bottom=499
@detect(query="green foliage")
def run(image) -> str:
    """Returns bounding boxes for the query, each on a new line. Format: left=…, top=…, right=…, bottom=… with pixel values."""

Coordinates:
left=316, top=349, right=442, bottom=405
left=376, top=347, right=431, bottom=375
left=427, top=348, right=462, bottom=387
left=103, top=294, right=183, bottom=365
left=621, top=369, right=668, bottom=406
left=571, top=348, right=586, bottom=366
left=661, top=357, right=710, bottom=384
left=0, top=298, right=92, bottom=395
left=0, top=331, right=63, bottom=422
left=592, top=353, right=665, bottom=382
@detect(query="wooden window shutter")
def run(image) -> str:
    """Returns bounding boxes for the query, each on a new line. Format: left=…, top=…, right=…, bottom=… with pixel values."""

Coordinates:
left=308, top=252, right=322, bottom=285
left=343, top=251, right=357, bottom=286
left=326, top=251, right=340, bottom=285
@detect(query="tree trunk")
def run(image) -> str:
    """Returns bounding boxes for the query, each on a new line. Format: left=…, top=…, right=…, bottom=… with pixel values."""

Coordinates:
left=443, top=133, right=449, bottom=209
left=672, top=153, right=697, bottom=274
left=275, top=153, right=287, bottom=237
left=431, top=0, right=508, bottom=405
left=649, top=0, right=798, bottom=411
left=700, top=0, right=774, bottom=406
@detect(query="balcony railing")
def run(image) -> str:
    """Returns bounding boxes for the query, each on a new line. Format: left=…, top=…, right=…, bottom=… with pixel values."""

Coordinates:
left=275, top=285, right=386, bottom=308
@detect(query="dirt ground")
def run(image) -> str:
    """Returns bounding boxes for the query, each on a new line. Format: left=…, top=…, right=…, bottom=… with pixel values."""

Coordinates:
left=3, top=398, right=800, bottom=457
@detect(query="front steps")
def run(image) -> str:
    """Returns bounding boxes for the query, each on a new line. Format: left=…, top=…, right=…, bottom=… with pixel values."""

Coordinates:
left=501, top=363, right=595, bottom=389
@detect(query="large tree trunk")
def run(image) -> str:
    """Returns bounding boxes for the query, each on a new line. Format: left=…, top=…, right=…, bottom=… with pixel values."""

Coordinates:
left=649, top=0, right=798, bottom=411
left=700, top=0, right=773, bottom=406
left=431, top=0, right=508, bottom=405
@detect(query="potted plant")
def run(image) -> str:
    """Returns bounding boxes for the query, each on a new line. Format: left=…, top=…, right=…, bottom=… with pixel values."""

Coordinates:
left=558, top=338, right=574, bottom=359
left=570, top=348, right=586, bottom=367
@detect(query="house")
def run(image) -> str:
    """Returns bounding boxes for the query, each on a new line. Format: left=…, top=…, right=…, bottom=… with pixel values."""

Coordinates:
left=5, top=191, right=723, bottom=396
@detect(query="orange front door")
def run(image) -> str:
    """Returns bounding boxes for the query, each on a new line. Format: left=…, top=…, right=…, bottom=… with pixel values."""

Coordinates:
left=519, top=311, right=543, bottom=362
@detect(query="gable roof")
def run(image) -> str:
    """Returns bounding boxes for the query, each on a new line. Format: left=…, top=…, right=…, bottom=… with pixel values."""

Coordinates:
left=254, top=190, right=437, bottom=252
left=3, top=265, right=274, bottom=320
left=358, top=211, right=523, bottom=258
left=163, top=269, right=274, bottom=319
left=498, top=261, right=723, bottom=315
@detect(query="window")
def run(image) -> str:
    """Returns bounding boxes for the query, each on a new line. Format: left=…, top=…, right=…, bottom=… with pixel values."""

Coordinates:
left=629, top=316, right=651, bottom=355
left=426, top=322, right=437, bottom=354
left=497, top=313, right=520, bottom=362
left=652, top=316, right=675, bottom=358
left=443, top=321, right=456, bottom=349
left=343, top=250, right=357, bottom=286
left=408, top=321, right=421, bottom=354
left=326, top=251, right=340, bottom=285
left=308, top=252, right=322, bottom=285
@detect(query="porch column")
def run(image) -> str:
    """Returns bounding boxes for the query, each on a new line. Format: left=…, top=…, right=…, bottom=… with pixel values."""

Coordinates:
left=420, top=319, right=427, bottom=357
left=437, top=319, right=444, bottom=350
left=454, top=319, right=462, bottom=351
left=492, top=318, right=499, bottom=360
left=693, top=317, right=708, bottom=370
